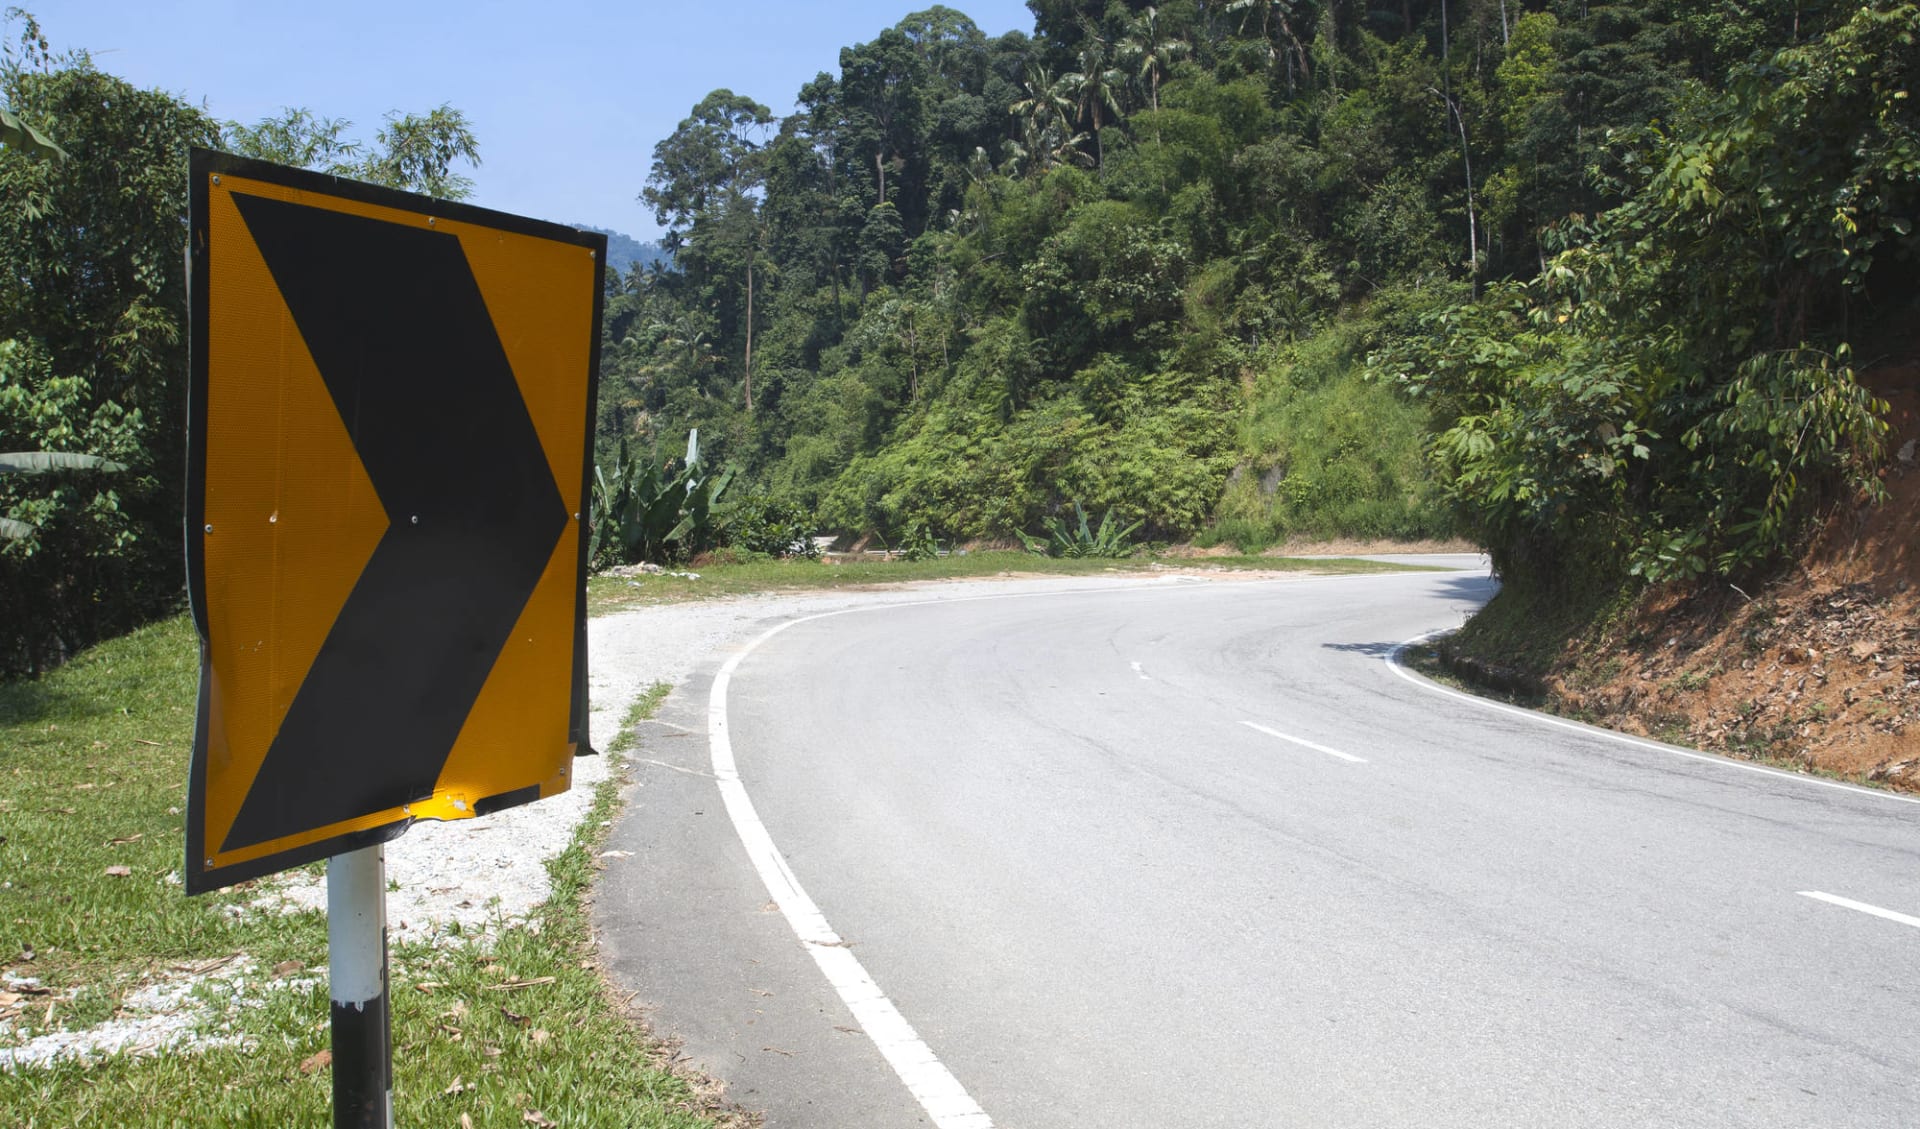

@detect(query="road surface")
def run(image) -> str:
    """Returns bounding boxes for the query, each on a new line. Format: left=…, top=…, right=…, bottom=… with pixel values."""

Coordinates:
left=595, top=563, right=1919, bottom=1128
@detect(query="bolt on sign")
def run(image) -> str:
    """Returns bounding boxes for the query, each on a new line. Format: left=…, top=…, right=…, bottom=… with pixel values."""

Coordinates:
left=184, top=150, right=606, bottom=894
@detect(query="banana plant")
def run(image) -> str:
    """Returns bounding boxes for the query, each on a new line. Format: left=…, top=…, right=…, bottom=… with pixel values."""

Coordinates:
left=589, top=429, right=735, bottom=566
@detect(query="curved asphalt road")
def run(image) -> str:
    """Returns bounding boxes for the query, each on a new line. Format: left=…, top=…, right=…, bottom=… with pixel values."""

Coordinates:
left=595, top=564, right=1919, bottom=1128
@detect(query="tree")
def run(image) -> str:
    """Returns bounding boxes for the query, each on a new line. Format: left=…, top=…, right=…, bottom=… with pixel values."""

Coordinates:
left=225, top=103, right=482, bottom=200
left=1119, top=5, right=1189, bottom=113
left=643, top=90, right=776, bottom=415
left=1060, top=27, right=1127, bottom=168
left=1009, top=62, right=1085, bottom=172
left=0, top=53, right=219, bottom=672
left=643, top=90, right=774, bottom=242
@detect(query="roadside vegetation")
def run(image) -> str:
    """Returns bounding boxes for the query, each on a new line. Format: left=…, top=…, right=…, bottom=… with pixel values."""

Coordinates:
left=587, top=547, right=1420, bottom=613
left=0, top=619, right=734, bottom=1126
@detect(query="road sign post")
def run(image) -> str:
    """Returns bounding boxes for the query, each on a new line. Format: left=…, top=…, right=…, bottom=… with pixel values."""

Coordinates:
left=183, top=148, right=605, bottom=1124
left=327, top=846, right=391, bottom=1129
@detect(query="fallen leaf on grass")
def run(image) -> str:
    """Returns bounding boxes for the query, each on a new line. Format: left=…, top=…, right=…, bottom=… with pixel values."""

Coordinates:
left=299, top=1050, right=332, bottom=1075
left=530, top=1029, right=550, bottom=1046
left=499, top=1006, right=531, bottom=1026
left=443, top=1076, right=473, bottom=1096
left=413, top=981, right=444, bottom=993
left=73, top=782, right=96, bottom=791
left=39, top=807, right=76, bottom=815
left=103, top=866, right=132, bottom=877
left=461, top=1116, right=474, bottom=1129
left=438, top=1024, right=463, bottom=1042
left=522, top=1112, right=557, bottom=1128
left=132, top=739, right=164, bottom=747
left=108, top=834, right=144, bottom=846
left=272, top=960, right=305, bottom=978
left=484, top=976, right=556, bottom=992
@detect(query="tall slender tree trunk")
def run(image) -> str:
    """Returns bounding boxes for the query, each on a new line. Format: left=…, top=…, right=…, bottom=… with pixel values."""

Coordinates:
left=905, top=306, right=920, bottom=401
left=1438, top=91, right=1480, bottom=299
left=743, top=254, right=754, bottom=415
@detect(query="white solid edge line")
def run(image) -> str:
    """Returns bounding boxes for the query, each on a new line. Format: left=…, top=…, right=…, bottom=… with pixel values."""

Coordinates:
left=1242, top=721, right=1368, bottom=763
left=1385, top=631, right=1920, bottom=807
left=711, top=609, right=995, bottom=1129
left=1797, top=891, right=1920, bottom=930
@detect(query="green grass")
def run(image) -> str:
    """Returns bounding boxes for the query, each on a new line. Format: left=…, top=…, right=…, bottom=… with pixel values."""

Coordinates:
left=0, top=615, right=329, bottom=1003
left=589, top=547, right=1424, bottom=613
left=0, top=628, right=730, bottom=1127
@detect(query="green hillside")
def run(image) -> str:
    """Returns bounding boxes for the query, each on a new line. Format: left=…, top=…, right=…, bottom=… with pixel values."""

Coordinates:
left=600, top=0, right=1917, bottom=588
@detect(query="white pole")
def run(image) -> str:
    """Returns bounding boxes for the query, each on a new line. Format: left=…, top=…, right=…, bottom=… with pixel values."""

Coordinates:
left=327, top=845, right=393, bottom=1129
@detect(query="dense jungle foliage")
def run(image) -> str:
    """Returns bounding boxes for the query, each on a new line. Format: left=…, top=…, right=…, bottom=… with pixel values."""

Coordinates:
left=1, top=1, right=1914, bottom=676
left=0, top=14, right=484, bottom=675
left=607, top=0, right=1916, bottom=576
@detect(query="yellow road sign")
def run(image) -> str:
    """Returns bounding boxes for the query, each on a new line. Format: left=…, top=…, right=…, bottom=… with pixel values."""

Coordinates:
left=185, top=150, right=605, bottom=894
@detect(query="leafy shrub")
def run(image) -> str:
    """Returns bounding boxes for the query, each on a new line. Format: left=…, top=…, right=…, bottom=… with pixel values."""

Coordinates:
left=0, top=66, right=219, bottom=676
left=1019, top=501, right=1143, bottom=558
left=720, top=492, right=822, bottom=559
left=892, top=519, right=941, bottom=562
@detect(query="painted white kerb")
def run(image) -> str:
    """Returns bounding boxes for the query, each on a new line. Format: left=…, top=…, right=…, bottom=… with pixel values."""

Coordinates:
left=709, top=611, right=995, bottom=1129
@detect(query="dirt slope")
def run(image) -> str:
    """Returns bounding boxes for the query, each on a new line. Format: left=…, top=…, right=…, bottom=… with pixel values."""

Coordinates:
left=1539, top=346, right=1919, bottom=789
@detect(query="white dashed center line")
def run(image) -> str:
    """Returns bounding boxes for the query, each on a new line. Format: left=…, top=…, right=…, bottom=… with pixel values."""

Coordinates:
left=1798, top=891, right=1920, bottom=931
left=1242, top=721, right=1368, bottom=764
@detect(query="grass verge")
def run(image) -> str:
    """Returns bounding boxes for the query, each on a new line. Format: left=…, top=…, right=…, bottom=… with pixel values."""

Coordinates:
left=589, top=548, right=1426, bottom=614
left=1, top=619, right=729, bottom=1128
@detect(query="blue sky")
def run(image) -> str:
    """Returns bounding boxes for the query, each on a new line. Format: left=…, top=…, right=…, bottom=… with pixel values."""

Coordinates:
left=36, top=1, right=1038, bottom=242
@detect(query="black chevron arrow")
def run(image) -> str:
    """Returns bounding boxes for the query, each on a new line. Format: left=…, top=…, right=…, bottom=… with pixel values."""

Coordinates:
left=222, top=193, right=569, bottom=852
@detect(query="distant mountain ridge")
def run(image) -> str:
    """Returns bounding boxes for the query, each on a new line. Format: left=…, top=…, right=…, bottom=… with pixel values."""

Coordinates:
left=576, top=225, right=669, bottom=275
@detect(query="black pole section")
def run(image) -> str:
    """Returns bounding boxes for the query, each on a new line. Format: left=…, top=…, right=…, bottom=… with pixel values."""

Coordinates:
left=327, top=845, right=392, bottom=1129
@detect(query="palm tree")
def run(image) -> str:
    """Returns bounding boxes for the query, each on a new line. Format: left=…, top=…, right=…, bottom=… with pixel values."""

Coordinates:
left=1223, top=0, right=1312, bottom=93
left=1009, top=64, right=1081, bottom=173
left=1060, top=32, right=1127, bottom=170
left=1118, top=7, right=1188, bottom=114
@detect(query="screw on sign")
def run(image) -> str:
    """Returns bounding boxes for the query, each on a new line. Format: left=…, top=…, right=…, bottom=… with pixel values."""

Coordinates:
left=184, top=149, right=605, bottom=1128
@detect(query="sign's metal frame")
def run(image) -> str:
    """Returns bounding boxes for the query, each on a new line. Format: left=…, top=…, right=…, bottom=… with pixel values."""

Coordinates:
left=184, top=149, right=605, bottom=894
